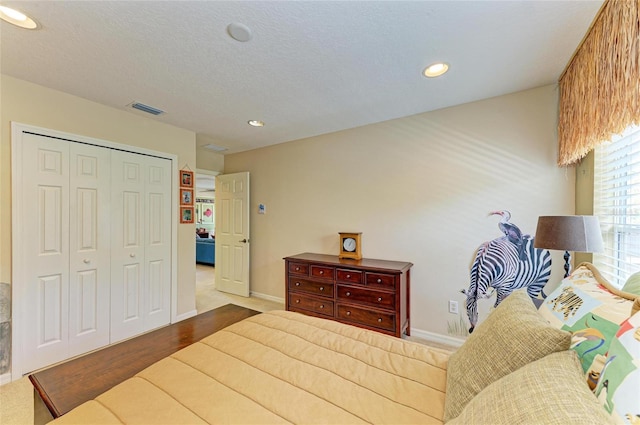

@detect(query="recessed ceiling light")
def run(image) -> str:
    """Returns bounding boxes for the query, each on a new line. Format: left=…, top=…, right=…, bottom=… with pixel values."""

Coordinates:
left=0, top=5, right=38, bottom=29
left=423, top=62, right=449, bottom=78
left=248, top=120, right=265, bottom=127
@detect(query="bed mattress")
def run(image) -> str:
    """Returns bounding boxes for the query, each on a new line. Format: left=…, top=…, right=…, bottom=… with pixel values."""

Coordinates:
left=51, top=310, right=449, bottom=424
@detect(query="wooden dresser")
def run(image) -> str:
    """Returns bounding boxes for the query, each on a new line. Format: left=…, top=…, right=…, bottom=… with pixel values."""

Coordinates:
left=284, top=252, right=412, bottom=337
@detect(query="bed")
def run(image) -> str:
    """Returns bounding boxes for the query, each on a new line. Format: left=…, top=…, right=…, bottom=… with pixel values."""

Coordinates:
left=51, top=310, right=449, bottom=424
left=49, top=271, right=627, bottom=425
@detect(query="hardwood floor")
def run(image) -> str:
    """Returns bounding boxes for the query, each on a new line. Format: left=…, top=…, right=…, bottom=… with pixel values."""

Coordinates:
left=30, top=304, right=260, bottom=420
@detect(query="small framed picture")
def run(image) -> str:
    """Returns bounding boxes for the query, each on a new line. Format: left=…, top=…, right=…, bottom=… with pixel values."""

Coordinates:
left=180, top=170, right=194, bottom=188
left=180, top=188, right=193, bottom=205
left=180, top=206, right=194, bottom=223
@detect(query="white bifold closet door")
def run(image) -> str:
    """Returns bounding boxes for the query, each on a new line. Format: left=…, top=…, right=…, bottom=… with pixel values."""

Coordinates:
left=20, top=133, right=171, bottom=373
left=110, top=150, right=172, bottom=343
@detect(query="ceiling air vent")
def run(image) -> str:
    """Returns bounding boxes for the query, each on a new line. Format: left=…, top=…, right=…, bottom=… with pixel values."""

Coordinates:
left=130, top=102, right=165, bottom=116
left=201, top=143, right=228, bottom=152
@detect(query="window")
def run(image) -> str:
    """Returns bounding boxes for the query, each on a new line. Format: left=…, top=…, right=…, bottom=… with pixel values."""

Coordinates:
left=593, top=124, right=640, bottom=287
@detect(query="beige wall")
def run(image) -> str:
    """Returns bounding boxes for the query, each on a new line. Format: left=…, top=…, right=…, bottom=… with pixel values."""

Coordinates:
left=225, top=84, right=575, bottom=337
left=0, top=75, right=197, bottom=316
left=196, top=146, right=224, bottom=173
left=574, top=151, right=595, bottom=264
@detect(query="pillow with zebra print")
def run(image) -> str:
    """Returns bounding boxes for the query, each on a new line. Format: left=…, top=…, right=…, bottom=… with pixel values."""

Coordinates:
left=446, top=350, right=614, bottom=425
left=443, top=289, right=571, bottom=422
left=538, top=263, right=638, bottom=377
left=593, top=310, right=640, bottom=424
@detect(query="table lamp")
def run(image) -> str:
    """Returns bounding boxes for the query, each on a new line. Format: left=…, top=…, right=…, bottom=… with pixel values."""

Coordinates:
left=534, top=215, right=604, bottom=277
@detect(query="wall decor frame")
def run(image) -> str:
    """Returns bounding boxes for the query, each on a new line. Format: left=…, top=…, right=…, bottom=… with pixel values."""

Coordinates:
left=180, top=170, right=194, bottom=188
left=180, top=206, right=194, bottom=223
left=180, top=188, right=193, bottom=206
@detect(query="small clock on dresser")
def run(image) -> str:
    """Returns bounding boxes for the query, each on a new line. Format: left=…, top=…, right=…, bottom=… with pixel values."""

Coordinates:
left=339, top=232, right=362, bottom=260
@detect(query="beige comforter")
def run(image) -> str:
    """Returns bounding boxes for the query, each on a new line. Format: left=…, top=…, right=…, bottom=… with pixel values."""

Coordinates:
left=52, top=310, right=449, bottom=424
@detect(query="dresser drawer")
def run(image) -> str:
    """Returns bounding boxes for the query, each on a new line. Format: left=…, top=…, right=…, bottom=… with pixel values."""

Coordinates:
left=288, top=278, right=334, bottom=297
left=310, top=265, right=334, bottom=280
left=337, top=285, right=395, bottom=309
left=365, top=272, right=396, bottom=288
left=288, top=262, right=309, bottom=276
left=289, top=293, right=334, bottom=316
left=336, top=304, right=396, bottom=332
left=336, top=269, right=363, bottom=284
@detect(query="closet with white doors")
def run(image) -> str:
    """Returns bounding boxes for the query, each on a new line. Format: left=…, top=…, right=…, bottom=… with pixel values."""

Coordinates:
left=17, top=130, right=172, bottom=374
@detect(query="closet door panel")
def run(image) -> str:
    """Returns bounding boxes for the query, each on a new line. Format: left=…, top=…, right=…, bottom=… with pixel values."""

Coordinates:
left=144, top=158, right=172, bottom=329
left=110, top=152, right=146, bottom=342
left=69, top=143, right=111, bottom=356
left=22, top=134, right=70, bottom=373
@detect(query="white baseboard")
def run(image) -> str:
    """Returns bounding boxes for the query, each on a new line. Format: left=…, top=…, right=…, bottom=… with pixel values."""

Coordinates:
left=173, top=309, right=198, bottom=323
left=250, top=291, right=285, bottom=305
left=0, top=372, right=12, bottom=386
left=410, top=328, right=466, bottom=348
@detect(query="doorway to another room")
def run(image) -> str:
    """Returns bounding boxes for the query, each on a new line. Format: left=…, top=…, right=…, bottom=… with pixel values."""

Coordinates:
left=194, top=170, right=283, bottom=313
left=195, top=264, right=283, bottom=313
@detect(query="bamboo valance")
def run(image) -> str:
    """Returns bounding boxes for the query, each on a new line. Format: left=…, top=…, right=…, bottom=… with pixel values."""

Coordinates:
left=558, top=0, right=640, bottom=166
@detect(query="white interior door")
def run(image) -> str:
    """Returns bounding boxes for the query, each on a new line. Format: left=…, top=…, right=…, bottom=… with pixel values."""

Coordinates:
left=21, top=134, right=71, bottom=373
left=215, top=172, right=250, bottom=297
left=68, top=143, right=111, bottom=356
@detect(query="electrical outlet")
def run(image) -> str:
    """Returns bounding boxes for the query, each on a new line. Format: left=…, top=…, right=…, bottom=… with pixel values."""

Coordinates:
left=449, top=300, right=459, bottom=314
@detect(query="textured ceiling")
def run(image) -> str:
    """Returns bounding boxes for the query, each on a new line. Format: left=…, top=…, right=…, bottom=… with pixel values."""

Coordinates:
left=1, top=1, right=603, bottom=154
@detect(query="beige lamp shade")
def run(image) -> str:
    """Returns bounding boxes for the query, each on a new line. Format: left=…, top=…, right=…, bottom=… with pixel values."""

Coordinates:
left=534, top=216, right=604, bottom=253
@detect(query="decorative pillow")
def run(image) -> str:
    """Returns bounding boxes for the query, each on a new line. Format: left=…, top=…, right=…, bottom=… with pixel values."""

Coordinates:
left=594, top=310, right=640, bottom=424
left=622, top=272, right=640, bottom=295
left=446, top=351, right=614, bottom=425
left=538, top=263, right=637, bottom=375
left=443, top=290, right=571, bottom=422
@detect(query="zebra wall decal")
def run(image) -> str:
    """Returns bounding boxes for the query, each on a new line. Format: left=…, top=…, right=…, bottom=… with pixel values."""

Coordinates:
left=461, top=212, right=552, bottom=333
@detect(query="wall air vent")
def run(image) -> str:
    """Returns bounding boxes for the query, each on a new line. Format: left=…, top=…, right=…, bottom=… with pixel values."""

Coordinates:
left=130, top=102, right=165, bottom=116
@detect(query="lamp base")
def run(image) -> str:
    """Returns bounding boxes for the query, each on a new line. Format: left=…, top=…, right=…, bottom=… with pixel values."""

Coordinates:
left=564, top=250, right=571, bottom=278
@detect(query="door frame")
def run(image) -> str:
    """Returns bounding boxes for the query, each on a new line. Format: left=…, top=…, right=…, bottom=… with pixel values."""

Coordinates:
left=11, top=122, right=179, bottom=381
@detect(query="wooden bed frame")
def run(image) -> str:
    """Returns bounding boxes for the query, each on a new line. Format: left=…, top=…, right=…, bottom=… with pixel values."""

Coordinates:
left=29, top=304, right=260, bottom=424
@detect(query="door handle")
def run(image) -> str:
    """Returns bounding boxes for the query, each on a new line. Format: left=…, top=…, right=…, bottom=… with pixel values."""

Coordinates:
left=239, top=238, right=249, bottom=243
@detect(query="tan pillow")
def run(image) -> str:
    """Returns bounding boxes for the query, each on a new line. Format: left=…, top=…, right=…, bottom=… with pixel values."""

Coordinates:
left=443, top=289, right=571, bottom=422
left=446, top=351, right=614, bottom=425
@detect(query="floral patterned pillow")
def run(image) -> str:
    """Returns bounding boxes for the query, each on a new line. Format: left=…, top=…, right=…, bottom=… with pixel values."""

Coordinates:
left=594, top=311, right=640, bottom=424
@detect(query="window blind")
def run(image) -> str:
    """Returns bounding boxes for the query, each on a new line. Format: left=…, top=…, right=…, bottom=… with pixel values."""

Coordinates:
left=593, top=124, right=640, bottom=288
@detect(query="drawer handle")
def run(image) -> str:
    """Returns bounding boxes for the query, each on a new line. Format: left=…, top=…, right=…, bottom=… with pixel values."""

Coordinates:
left=346, top=311, right=351, bottom=316
left=377, top=318, right=382, bottom=322
left=346, top=274, right=351, bottom=278
left=377, top=297, right=382, bottom=302
left=295, top=267, right=300, bottom=271
left=319, top=286, right=324, bottom=291
left=295, top=282, right=300, bottom=286
left=295, top=299, right=300, bottom=303
left=346, top=292, right=351, bottom=296
left=319, top=270, right=324, bottom=275
left=319, top=304, right=324, bottom=309
left=377, top=278, right=382, bottom=283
